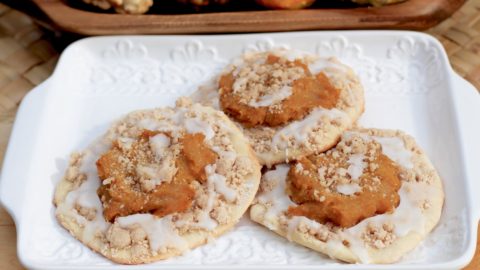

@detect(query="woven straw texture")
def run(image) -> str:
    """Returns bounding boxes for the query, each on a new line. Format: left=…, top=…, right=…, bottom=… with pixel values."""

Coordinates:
left=429, top=0, right=480, bottom=91
left=0, top=1, right=478, bottom=269
left=0, top=3, right=58, bottom=166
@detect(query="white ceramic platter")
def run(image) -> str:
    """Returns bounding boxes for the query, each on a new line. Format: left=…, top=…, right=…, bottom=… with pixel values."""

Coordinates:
left=0, top=31, right=479, bottom=270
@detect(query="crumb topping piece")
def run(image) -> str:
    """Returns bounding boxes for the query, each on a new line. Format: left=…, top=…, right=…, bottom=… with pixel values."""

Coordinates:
left=362, top=222, right=396, bottom=249
left=96, top=130, right=218, bottom=222
left=286, top=134, right=402, bottom=228
left=219, top=53, right=340, bottom=127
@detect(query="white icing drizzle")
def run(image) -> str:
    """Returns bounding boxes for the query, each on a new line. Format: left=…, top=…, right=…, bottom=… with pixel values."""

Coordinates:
left=334, top=181, right=441, bottom=263
left=205, top=164, right=237, bottom=203
left=55, top=141, right=110, bottom=243
left=149, top=133, right=170, bottom=158
left=169, top=107, right=188, bottom=125
left=138, top=107, right=217, bottom=144
left=248, top=85, right=292, bottom=108
left=342, top=130, right=370, bottom=142
left=76, top=190, right=101, bottom=209
left=336, top=183, right=361, bottom=196
left=212, top=146, right=237, bottom=164
left=373, top=136, right=413, bottom=169
left=190, top=164, right=236, bottom=231
left=257, top=164, right=296, bottom=229
left=232, top=76, right=248, bottom=92
left=272, top=108, right=347, bottom=149
left=231, top=50, right=305, bottom=77
left=138, top=118, right=159, bottom=131
left=347, top=153, right=366, bottom=181
left=136, top=161, right=174, bottom=186
left=343, top=236, right=371, bottom=264
left=192, top=179, right=217, bottom=231
left=117, top=137, right=135, bottom=150
left=184, top=117, right=215, bottom=140
left=286, top=217, right=302, bottom=241
left=138, top=118, right=179, bottom=134
left=117, top=214, right=187, bottom=252
left=286, top=216, right=323, bottom=241
left=342, top=131, right=413, bottom=170
left=194, top=208, right=217, bottom=231
left=230, top=53, right=261, bottom=77
left=191, top=78, right=220, bottom=110
left=229, top=50, right=312, bottom=108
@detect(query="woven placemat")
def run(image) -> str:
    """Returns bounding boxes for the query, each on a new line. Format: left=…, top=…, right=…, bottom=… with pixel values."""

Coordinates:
left=0, top=1, right=479, bottom=269
left=428, top=0, right=480, bottom=90
left=0, top=3, right=58, bottom=166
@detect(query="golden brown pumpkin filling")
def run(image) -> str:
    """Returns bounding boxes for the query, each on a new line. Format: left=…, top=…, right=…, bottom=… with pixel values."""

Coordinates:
left=286, top=142, right=401, bottom=228
left=219, top=54, right=340, bottom=128
left=96, top=130, right=218, bottom=222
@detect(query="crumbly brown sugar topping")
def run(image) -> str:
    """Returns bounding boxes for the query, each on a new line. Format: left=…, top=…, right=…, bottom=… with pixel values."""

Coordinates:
left=232, top=54, right=306, bottom=106
left=286, top=134, right=402, bottom=228
left=96, top=130, right=218, bottom=222
left=219, top=53, right=340, bottom=127
left=362, top=222, right=397, bottom=249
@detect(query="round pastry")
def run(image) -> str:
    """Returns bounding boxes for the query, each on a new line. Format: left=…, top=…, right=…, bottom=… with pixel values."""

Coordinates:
left=192, top=49, right=364, bottom=166
left=250, top=129, right=444, bottom=264
left=54, top=98, right=261, bottom=264
left=82, top=0, right=153, bottom=14
left=256, top=0, right=316, bottom=9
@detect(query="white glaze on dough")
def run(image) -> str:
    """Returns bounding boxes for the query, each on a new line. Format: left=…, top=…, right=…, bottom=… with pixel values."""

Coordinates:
left=272, top=108, right=347, bottom=149
left=248, top=85, right=292, bottom=108
left=117, top=214, right=187, bottom=252
left=257, top=164, right=296, bottom=229
left=136, top=161, right=175, bottom=186
left=56, top=141, right=110, bottom=243
left=188, top=164, right=238, bottom=231
left=149, top=134, right=170, bottom=157
left=184, top=117, right=215, bottom=140
left=333, top=181, right=441, bottom=263
left=373, top=136, right=413, bottom=169
left=336, top=183, right=361, bottom=195
left=206, top=164, right=237, bottom=203
left=347, top=153, right=366, bottom=181
left=192, top=181, right=217, bottom=231
left=343, top=131, right=413, bottom=170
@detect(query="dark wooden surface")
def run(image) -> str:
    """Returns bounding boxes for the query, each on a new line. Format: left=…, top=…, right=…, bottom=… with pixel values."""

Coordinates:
left=30, top=0, right=466, bottom=34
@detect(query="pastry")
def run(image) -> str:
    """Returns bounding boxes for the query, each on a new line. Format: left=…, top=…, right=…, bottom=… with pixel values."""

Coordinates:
left=256, top=0, right=316, bottom=9
left=82, top=0, right=153, bottom=14
left=250, top=128, right=444, bottom=263
left=192, top=49, right=364, bottom=166
left=54, top=99, right=261, bottom=264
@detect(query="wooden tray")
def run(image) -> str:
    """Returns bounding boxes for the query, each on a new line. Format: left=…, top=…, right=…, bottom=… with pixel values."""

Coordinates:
left=31, top=0, right=466, bottom=35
